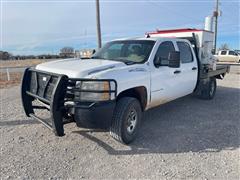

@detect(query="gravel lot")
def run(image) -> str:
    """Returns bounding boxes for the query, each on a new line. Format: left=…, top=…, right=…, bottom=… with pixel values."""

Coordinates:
left=0, top=66, right=239, bottom=179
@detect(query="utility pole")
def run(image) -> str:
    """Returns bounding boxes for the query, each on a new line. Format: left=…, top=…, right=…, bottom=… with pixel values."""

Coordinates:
left=96, top=0, right=102, bottom=49
left=213, top=0, right=219, bottom=54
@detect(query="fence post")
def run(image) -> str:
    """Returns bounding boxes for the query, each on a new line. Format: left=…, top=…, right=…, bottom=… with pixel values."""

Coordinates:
left=6, top=68, right=10, bottom=81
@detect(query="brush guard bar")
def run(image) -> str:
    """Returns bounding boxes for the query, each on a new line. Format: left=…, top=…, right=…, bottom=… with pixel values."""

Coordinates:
left=21, top=68, right=117, bottom=136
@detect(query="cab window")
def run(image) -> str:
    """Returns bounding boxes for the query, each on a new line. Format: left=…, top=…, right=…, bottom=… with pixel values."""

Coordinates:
left=221, top=51, right=227, bottom=55
left=177, top=42, right=193, bottom=63
left=155, top=41, right=175, bottom=66
left=93, top=40, right=155, bottom=64
left=229, top=51, right=237, bottom=56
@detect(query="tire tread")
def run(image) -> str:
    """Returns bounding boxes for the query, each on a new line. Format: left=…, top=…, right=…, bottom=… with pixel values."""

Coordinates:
left=110, top=97, right=139, bottom=144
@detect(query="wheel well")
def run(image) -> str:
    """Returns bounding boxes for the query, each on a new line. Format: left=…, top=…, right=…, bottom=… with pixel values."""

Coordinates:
left=117, top=86, right=147, bottom=110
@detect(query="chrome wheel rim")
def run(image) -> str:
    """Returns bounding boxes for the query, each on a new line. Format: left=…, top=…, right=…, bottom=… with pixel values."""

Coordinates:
left=126, top=109, right=138, bottom=134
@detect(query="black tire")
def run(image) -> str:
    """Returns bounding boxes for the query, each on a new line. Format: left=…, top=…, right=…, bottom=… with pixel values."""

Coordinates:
left=199, top=77, right=217, bottom=100
left=110, top=97, right=142, bottom=144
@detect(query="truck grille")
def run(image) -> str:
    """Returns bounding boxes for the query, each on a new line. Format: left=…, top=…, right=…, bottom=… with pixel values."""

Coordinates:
left=29, top=71, right=58, bottom=101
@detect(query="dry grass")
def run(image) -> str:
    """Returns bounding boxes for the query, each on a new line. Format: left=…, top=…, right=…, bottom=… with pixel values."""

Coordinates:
left=0, top=59, right=51, bottom=68
left=0, top=72, right=23, bottom=88
left=0, top=59, right=55, bottom=88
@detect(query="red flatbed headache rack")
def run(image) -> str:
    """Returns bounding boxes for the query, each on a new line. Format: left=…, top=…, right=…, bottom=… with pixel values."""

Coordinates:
left=145, top=28, right=214, bottom=36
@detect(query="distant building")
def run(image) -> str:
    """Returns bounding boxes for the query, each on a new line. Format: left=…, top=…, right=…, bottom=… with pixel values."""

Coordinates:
left=78, top=49, right=95, bottom=59
left=59, top=47, right=75, bottom=58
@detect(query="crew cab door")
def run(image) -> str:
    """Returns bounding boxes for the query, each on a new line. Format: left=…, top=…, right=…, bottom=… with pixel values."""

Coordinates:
left=149, top=40, right=198, bottom=108
left=176, top=41, right=198, bottom=95
left=150, top=41, right=183, bottom=107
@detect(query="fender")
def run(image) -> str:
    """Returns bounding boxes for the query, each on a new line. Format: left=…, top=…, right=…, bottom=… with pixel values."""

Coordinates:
left=86, top=63, right=151, bottom=109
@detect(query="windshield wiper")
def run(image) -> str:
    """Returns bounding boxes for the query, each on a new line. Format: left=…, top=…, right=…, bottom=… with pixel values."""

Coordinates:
left=91, top=56, right=100, bottom=59
left=91, top=56, right=108, bottom=60
left=124, top=61, right=137, bottom=65
left=114, top=59, right=138, bottom=65
left=91, top=57, right=137, bottom=65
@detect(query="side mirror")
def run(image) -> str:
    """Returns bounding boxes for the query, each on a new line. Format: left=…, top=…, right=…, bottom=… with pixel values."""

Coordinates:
left=154, top=56, right=161, bottom=68
left=168, top=51, right=180, bottom=68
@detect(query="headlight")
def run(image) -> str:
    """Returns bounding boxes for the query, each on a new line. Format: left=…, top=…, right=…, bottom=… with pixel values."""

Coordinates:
left=75, top=81, right=116, bottom=102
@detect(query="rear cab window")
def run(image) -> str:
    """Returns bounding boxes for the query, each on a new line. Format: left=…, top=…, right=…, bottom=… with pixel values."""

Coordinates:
left=177, top=41, right=193, bottom=63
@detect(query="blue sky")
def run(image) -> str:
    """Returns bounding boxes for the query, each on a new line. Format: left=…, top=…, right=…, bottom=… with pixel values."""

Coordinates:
left=1, top=0, right=239, bottom=55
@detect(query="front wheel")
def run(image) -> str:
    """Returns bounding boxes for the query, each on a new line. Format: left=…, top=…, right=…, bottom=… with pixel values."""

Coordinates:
left=110, top=97, right=142, bottom=144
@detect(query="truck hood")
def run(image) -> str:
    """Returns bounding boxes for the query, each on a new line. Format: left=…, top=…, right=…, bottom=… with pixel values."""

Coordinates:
left=36, top=58, right=125, bottom=78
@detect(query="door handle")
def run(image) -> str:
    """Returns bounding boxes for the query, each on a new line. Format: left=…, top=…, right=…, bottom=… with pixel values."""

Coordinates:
left=192, top=67, right=197, bottom=70
left=174, top=70, right=181, bottom=74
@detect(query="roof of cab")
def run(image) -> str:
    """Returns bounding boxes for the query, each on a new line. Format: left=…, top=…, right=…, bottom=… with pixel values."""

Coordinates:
left=111, top=36, right=178, bottom=42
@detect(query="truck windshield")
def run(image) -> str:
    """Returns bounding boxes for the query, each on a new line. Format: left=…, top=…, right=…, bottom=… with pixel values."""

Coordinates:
left=92, top=40, right=155, bottom=64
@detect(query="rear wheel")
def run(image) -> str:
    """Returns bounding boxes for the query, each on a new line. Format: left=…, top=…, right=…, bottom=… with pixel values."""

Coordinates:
left=199, top=77, right=216, bottom=100
left=110, top=97, right=142, bottom=144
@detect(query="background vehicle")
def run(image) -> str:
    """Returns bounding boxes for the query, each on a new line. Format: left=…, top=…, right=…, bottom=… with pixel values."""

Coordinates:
left=215, top=50, right=240, bottom=63
left=21, top=28, right=229, bottom=144
left=234, top=50, right=240, bottom=55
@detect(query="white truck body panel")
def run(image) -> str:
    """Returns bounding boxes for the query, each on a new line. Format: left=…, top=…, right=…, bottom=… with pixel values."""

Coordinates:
left=21, top=29, right=230, bottom=142
left=91, top=63, right=151, bottom=108
left=148, top=39, right=198, bottom=108
left=36, top=58, right=152, bottom=108
left=36, top=58, right=125, bottom=78
left=36, top=37, right=198, bottom=110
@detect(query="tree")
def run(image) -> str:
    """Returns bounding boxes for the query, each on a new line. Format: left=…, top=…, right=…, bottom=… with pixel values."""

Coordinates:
left=0, top=51, right=10, bottom=60
left=60, top=47, right=74, bottom=54
left=59, top=47, right=75, bottom=58
left=218, top=43, right=230, bottom=51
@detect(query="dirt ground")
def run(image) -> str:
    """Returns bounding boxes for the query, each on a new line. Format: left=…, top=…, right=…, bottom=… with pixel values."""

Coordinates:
left=0, top=72, right=23, bottom=88
left=0, top=67, right=239, bottom=179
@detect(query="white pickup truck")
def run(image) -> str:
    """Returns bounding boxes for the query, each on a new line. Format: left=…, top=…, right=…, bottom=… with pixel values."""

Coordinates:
left=215, top=50, right=240, bottom=63
left=21, top=29, right=229, bottom=144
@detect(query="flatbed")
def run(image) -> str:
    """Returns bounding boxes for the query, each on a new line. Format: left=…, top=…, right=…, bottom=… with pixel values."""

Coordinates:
left=200, top=64, right=230, bottom=79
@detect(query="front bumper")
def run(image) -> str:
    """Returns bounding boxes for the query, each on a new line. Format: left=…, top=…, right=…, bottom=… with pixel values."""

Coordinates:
left=21, top=68, right=117, bottom=136
left=74, top=101, right=116, bottom=129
